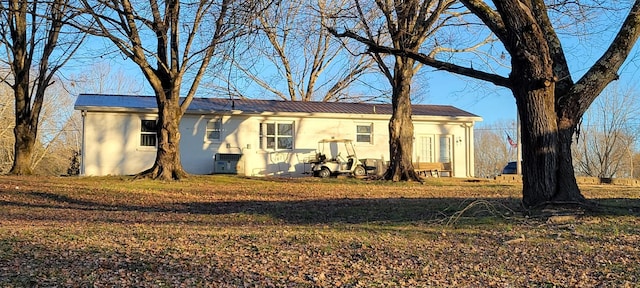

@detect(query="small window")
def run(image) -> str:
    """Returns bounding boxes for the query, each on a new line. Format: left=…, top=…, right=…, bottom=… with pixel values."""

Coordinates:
left=140, top=119, right=158, bottom=147
left=206, top=118, right=222, bottom=141
left=260, top=122, right=294, bottom=150
left=439, top=135, right=451, bottom=163
left=356, top=124, right=372, bottom=143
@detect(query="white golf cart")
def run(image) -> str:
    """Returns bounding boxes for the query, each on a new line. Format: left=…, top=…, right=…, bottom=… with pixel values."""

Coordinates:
left=311, top=139, right=366, bottom=178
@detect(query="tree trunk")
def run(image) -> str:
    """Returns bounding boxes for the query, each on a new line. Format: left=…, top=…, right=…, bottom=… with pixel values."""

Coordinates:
left=515, top=85, right=558, bottom=207
left=9, top=68, right=38, bottom=175
left=513, top=76, right=584, bottom=208
left=10, top=122, right=36, bottom=175
left=498, top=0, right=586, bottom=208
left=384, top=56, right=421, bottom=182
left=136, top=96, right=187, bottom=180
left=506, top=24, right=566, bottom=207
left=554, top=118, right=585, bottom=203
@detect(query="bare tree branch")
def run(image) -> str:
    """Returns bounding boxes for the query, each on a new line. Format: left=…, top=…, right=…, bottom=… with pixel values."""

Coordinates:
left=327, top=28, right=512, bottom=88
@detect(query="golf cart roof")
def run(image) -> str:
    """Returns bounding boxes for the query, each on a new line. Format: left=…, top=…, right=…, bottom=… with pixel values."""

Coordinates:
left=318, top=139, right=354, bottom=143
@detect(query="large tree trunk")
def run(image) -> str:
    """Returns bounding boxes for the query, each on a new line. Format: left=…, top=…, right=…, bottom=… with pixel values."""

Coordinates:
left=514, top=86, right=586, bottom=207
left=500, top=0, right=586, bottom=208
left=517, top=94, right=585, bottom=207
left=9, top=71, right=38, bottom=175
left=7, top=0, right=35, bottom=176
left=10, top=122, right=36, bottom=175
left=501, top=0, right=560, bottom=207
left=136, top=94, right=187, bottom=180
left=514, top=85, right=558, bottom=207
left=512, top=68, right=585, bottom=208
left=384, top=57, right=421, bottom=182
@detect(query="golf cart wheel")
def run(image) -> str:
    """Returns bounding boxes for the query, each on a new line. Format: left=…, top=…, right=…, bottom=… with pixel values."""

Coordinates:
left=353, top=166, right=366, bottom=177
left=318, top=167, right=331, bottom=178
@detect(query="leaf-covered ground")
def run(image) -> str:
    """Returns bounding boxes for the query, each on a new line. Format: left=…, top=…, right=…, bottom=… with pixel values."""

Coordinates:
left=0, top=175, right=638, bottom=287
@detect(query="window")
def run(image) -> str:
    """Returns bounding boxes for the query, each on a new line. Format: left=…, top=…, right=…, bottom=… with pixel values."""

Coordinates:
left=206, top=118, right=222, bottom=141
left=414, top=135, right=451, bottom=163
left=356, top=124, right=373, bottom=143
left=414, top=135, right=434, bottom=163
left=260, top=122, right=294, bottom=149
left=439, top=136, right=451, bottom=163
left=140, top=119, right=158, bottom=147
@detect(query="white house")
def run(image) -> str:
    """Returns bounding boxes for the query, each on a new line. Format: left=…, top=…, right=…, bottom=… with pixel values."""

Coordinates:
left=74, top=94, right=482, bottom=177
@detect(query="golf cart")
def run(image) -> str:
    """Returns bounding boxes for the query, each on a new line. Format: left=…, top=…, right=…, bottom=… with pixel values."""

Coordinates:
left=311, top=139, right=366, bottom=178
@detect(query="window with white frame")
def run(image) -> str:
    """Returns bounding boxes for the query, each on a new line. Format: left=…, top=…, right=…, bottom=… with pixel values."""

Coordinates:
left=260, top=122, right=294, bottom=149
left=356, top=124, right=373, bottom=143
left=205, top=118, right=222, bottom=141
left=140, top=119, right=158, bottom=147
left=439, top=135, right=451, bottom=163
left=414, top=135, right=434, bottom=163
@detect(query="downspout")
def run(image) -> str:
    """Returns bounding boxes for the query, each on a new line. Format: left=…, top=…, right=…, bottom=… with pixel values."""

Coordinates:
left=80, top=110, right=87, bottom=175
left=466, top=123, right=474, bottom=178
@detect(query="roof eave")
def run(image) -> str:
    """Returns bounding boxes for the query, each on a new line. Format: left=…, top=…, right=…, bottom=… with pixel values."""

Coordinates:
left=413, top=115, right=483, bottom=122
left=75, top=106, right=159, bottom=113
left=77, top=106, right=483, bottom=122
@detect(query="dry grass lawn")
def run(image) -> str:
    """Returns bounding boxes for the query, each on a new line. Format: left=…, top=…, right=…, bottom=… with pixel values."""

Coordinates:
left=0, top=175, right=638, bottom=287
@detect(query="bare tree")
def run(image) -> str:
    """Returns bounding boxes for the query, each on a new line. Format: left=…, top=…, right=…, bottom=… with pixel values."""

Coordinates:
left=573, top=85, right=640, bottom=178
left=0, top=68, right=84, bottom=175
left=76, top=0, right=267, bottom=180
left=68, top=62, right=144, bottom=95
left=0, top=0, right=85, bottom=175
left=225, top=0, right=380, bottom=102
left=332, top=0, right=640, bottom=207
left=330, top=0, right=495, bottom=181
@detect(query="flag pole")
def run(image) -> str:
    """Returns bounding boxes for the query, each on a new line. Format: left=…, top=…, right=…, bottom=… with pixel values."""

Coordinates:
left=516, top=113, right=522, bottom=175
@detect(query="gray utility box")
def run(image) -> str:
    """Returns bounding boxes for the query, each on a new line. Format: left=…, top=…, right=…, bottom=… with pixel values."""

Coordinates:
left=214, top=153, right=243, bottom=174
left=360, top=158, right=387, bottom=176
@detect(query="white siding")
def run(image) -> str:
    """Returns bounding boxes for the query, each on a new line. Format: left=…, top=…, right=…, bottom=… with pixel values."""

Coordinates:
left=81, top=111, right=478, bottom=177
left=81, top=112, right=157, bottom=175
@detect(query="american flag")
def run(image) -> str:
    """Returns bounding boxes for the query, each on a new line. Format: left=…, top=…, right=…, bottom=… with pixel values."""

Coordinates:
left=506, top=133, right=517, bottom=148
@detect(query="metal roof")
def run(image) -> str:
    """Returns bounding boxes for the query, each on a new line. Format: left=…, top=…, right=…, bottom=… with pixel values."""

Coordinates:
left=74, top=93, right=481, bottom=119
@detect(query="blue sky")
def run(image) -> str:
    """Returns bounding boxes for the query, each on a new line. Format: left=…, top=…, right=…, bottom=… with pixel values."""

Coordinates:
left=421, top=71, right=516, bottom=125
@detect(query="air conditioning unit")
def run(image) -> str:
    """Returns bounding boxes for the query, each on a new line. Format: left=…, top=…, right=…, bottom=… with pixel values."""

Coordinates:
left=214, top=153, right=243, bottom=174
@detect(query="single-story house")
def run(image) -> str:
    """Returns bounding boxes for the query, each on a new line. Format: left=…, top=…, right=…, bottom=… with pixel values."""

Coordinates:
left=74, top=94, right=482, bottom=177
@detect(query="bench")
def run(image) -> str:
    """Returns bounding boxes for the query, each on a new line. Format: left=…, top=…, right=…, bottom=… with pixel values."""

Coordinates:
left=414, top=162, right=451, bottom=177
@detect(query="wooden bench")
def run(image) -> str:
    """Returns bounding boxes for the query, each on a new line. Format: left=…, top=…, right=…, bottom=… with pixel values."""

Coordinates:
left=414, top=162, right=452, bottom=177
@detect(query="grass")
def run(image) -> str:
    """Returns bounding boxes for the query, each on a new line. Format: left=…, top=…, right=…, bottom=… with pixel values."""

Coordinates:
left=0, top=175, right=639, bottom=287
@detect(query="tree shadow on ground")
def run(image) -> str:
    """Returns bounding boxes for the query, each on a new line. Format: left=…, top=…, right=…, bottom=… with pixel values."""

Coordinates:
left=2, top=191, right=639, bottom=225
